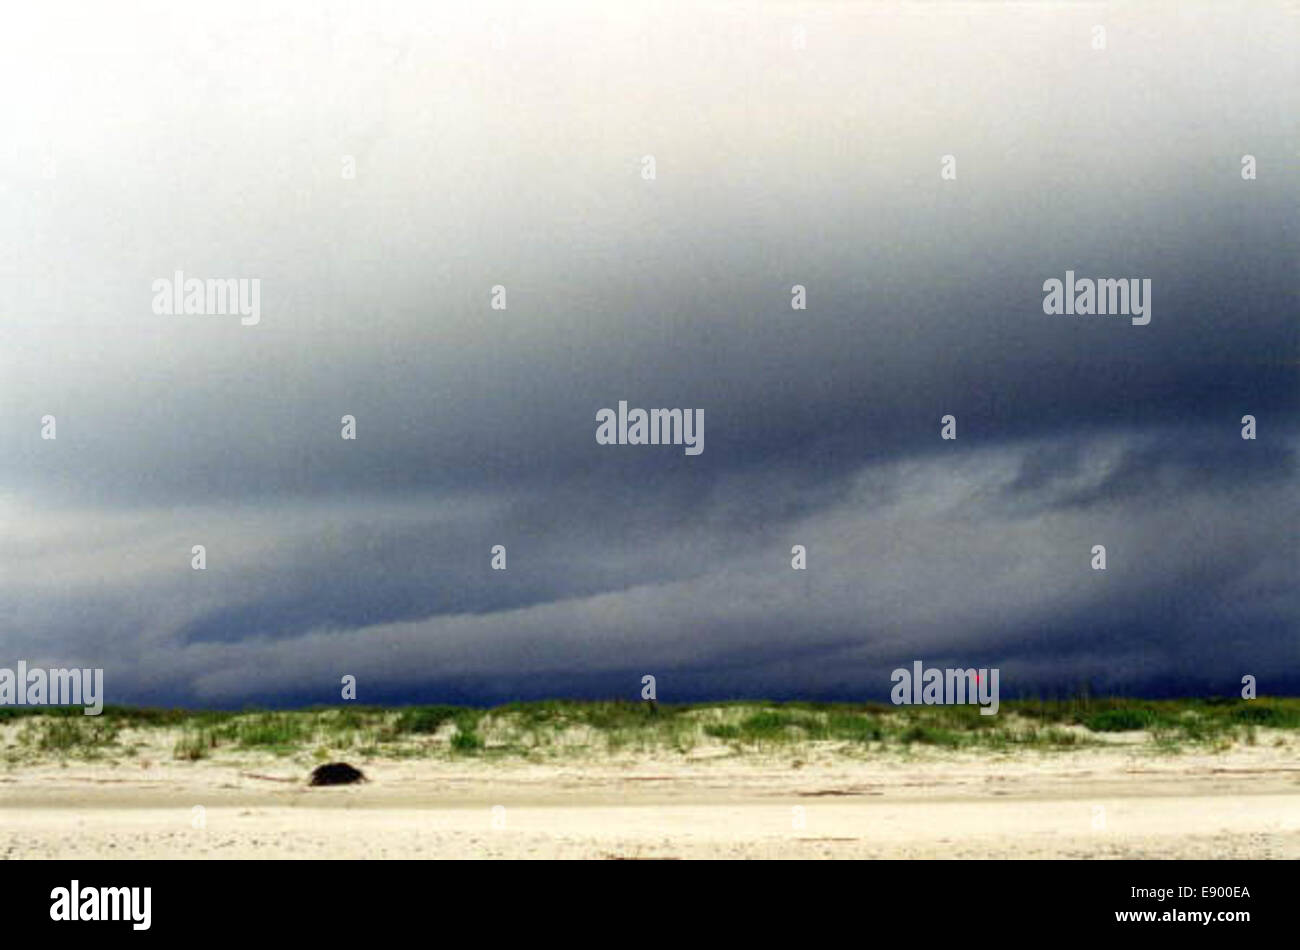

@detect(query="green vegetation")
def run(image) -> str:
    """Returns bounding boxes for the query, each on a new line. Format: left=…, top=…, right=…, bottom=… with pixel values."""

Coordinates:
left=392, top=705, right=461, bottom=735
left=28, top=716, right=121, bottom=753
left=173, top=729, right=219, bottom=761
left=1083, top=709, right=1158, bottom=732
left=450, top=729, right=484, bottom=753
left=1013, top=696, right=1300, bottom=738
left=0, top=697, right=1294, bottom=764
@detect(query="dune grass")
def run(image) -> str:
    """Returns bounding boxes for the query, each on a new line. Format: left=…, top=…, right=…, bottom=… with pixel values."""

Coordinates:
left=1, top=697, right=1296, bottom=764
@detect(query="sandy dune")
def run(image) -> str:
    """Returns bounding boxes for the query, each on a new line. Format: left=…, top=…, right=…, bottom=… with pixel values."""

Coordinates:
left=3, top=738, right=1299, bottom=858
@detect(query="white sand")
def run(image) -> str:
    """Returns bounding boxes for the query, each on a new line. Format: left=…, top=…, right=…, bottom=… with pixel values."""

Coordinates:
left=3, top=734, right=1298, bottom=858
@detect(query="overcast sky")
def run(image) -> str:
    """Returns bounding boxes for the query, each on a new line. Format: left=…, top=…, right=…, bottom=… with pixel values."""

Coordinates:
left=1, top=1, right=1296, bottom=707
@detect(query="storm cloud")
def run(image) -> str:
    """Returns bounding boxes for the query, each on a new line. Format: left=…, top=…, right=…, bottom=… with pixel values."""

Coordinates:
left=1, top=2, right=1296, bottom=706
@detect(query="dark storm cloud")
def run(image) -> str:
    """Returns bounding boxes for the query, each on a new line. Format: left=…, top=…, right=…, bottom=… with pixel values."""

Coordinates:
left=0, top=2, right=1295, bottom=706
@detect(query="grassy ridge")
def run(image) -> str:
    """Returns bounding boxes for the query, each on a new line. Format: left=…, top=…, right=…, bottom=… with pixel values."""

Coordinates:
left=2, top=697, right=1298, bottom=764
